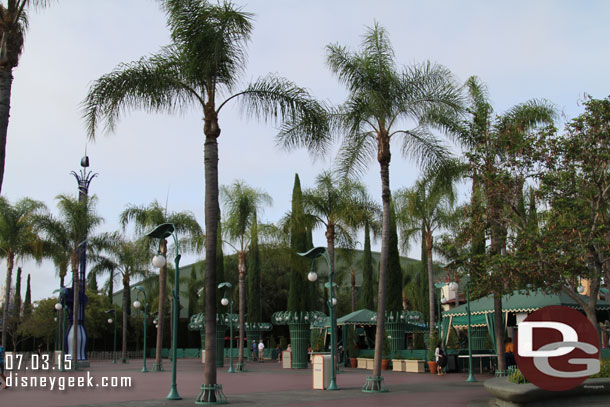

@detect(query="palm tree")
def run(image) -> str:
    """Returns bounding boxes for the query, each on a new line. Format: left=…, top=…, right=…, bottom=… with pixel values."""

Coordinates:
left=120, top=200, right=202, bottom=371
left=316, top=24, right=462, bottom=384
left=91, top=232, right=150, bottom=363
left=449, top=76, right=555, bottom=371
left=220, top=180, right=271, bottom=370
left=395, top=175, right=456, bottom=337
left=53, top=193, right=103, bottom=365
left=36, top=214, right=71, bottom=288
left=83, top=1, right=326, bottom=396
left=0, top=196, right=45, bottom=347
left=0, top=0, right=53, bottom=194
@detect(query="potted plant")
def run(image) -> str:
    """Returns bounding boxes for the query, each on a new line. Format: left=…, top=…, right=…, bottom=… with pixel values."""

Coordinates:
left=427, top=333, right=438, bottom=375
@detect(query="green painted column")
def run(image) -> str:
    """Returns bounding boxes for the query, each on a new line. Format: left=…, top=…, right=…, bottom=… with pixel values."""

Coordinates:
left=386, top=322, right=405, bottom=354
left=216, top=323, right=227, bottom=367
left=289, top=322, right=310, bottom=369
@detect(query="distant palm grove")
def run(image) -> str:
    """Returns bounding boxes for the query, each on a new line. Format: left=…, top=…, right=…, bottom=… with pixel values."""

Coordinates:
left=1, top=0, right=609, bottom=398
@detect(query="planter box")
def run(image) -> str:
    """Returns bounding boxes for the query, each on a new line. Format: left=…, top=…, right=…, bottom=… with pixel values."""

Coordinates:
left=366, top=358, right=374, bottom=370
left=485, top=377, right=610, bottom=406
left=392, top=359, right=405, bottom=372
left=405, top=359, right=425, bottom=373
left=357, top=358, right=368, bottom=369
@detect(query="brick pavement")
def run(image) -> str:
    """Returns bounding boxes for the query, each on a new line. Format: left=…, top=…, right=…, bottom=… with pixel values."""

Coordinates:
left=0, top=358, right=493, bottom=407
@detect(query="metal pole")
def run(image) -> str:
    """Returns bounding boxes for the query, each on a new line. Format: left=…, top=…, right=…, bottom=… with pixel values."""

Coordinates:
left=142, top=303, right=148, bottom=373
left=166, top=252, right=182, bottom=400
left=324, top=251, right=338, bottom=391
left=466, top=277, right=476, bottom=382
left=228, top=296, right=234, bottom=373
left=60, top=308, right=66, bottom=372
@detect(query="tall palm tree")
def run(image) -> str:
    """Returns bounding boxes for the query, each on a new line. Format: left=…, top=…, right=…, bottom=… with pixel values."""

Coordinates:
left=36, top=214, right=71, bottom=287
left=53, top=193, right=103, bottom=366
left=395, top=175, right=456, bottom=337
left=307, top=24, right=462, bottom=384
left=91, top=232, right=150, bottom=363
left=220, top=180, right=271, bottom=370
left=83, top=1, right=326, bottom=396
left=120, top=200, right=202, bottom=371
left=0, top=0, right=53, bottom=194
left=449, top=76, right=555, bottom=371
left=0, top=196, right=45, bottom=347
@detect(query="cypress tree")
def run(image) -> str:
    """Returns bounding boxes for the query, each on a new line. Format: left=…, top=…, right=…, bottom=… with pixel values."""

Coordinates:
left=288, top=174, right=309, bottom=311
left=419, top=223, right=430, bottom=320
left=386, top=200, right=403, bottom=312
left=359, top=221, right=375, bottom=310
left=188, top=267, right=198, bottom=317
left=23, top=274, right=32, bottom=317
left=247, top=211, right=261, bottom=322
left=88, top=272, right=99, bottom=292
left=107, top=270, right=114, bottom=303
left=14, top=267, right=22, bottom=317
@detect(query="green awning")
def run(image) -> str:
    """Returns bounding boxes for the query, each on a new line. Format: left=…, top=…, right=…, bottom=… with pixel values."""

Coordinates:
left=442, top=288, right=610, bottom=317
left=336, top=309, right=377, bottom=326
left=448, top=313, right=487, bottom=328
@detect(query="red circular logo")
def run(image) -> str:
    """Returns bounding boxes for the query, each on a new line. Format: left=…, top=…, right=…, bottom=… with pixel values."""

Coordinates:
left=515, top=305, right=600, bottom=391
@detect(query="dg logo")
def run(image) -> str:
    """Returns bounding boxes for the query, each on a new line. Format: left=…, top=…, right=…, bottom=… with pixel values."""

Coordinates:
left=515, top=305, right=600, bottom=391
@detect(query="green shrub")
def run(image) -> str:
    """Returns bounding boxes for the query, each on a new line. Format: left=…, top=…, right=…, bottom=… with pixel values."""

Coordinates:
left=382, top=331, right=391, bottom=359
left=427, top=333, right=438, bottom=361
left=591, top=359, right=610, bottom=378
left=508, top=368, right=529, bottom=384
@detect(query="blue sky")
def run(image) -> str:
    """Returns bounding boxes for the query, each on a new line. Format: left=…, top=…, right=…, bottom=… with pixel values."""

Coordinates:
left=2, top=0, right=610, bottom=301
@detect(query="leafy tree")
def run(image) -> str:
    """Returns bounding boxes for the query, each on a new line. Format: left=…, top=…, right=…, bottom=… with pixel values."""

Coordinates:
left=0, top=196, right=45, bottom=347
left=18, top=297, right=56, bottom=349
left=84, top=1, right=325, bottom=394
left=448, top=77, right=555, bottom=370
left=22, top=272, right=31, bottom=317
left=0, top=0, right=53, bottom=194
left=221, top=180, right=271, bottom=368
left=525, top=96, right=610, bottom=328
left=287, top=174, right=310, bottom=312
left=120, top=200, right=202, bottom=370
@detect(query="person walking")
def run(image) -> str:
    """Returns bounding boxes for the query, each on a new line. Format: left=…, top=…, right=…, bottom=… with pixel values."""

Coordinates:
left=258, top=339, right=265, bottom=362
left=251, top=340, right=257, bottom=361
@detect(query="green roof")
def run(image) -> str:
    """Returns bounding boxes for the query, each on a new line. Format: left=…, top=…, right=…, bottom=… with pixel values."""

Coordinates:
left=442, top=289, right=610, bottom=317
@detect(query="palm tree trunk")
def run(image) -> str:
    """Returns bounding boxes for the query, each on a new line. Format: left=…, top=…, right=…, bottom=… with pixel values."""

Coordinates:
left=1, top=255, right=14, bottom=348
left=122, top=276, right=129, bottom=363
left=203, top=115, right=220, bottom=392
left=154, top=238, right=168, bottom=370
left=237, top=251, right=246, bottom=367
left=0, top=67, right=14, bottom=195
left=373, top=138, right=391, bottom=381
left=426, top=234, right=435, bottom=337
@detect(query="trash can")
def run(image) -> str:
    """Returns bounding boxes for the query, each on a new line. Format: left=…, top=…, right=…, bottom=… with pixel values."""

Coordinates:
left=282, top=350, right=292, bottom=369
left=312, top=354, right=332, bottom=390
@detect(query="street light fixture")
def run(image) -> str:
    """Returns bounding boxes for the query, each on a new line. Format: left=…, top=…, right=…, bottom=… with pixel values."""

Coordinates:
left=298, top=247, right=338, bottom=391
left=53, top=287, right=68, bottom=372
left=146, top=223, right=182, bottom=400
left=105, top=309, right=117, bottom=364
left=133, top=286, right=150, bottom=373
left=458, top=266, right=476, bottom=383
left=218, top=282, right=235, bottom=373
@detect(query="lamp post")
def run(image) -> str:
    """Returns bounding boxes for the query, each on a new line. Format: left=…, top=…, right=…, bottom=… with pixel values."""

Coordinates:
left=146, top=223, right=181, bottom=400
left=218, top=282, right=235, bottom=373
left=458, top=267, right=476, bottom=383
left=299, top=247, right=338, bottom=391
left=105, top=309, right=117, bottom=364
left=133, top=286, right=150, bottom=373
left=54, top=287, right=68, bottom=372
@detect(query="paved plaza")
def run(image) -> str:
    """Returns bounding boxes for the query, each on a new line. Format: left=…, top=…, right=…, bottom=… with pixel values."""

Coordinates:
left=0, top=358, right=493, bottom=407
